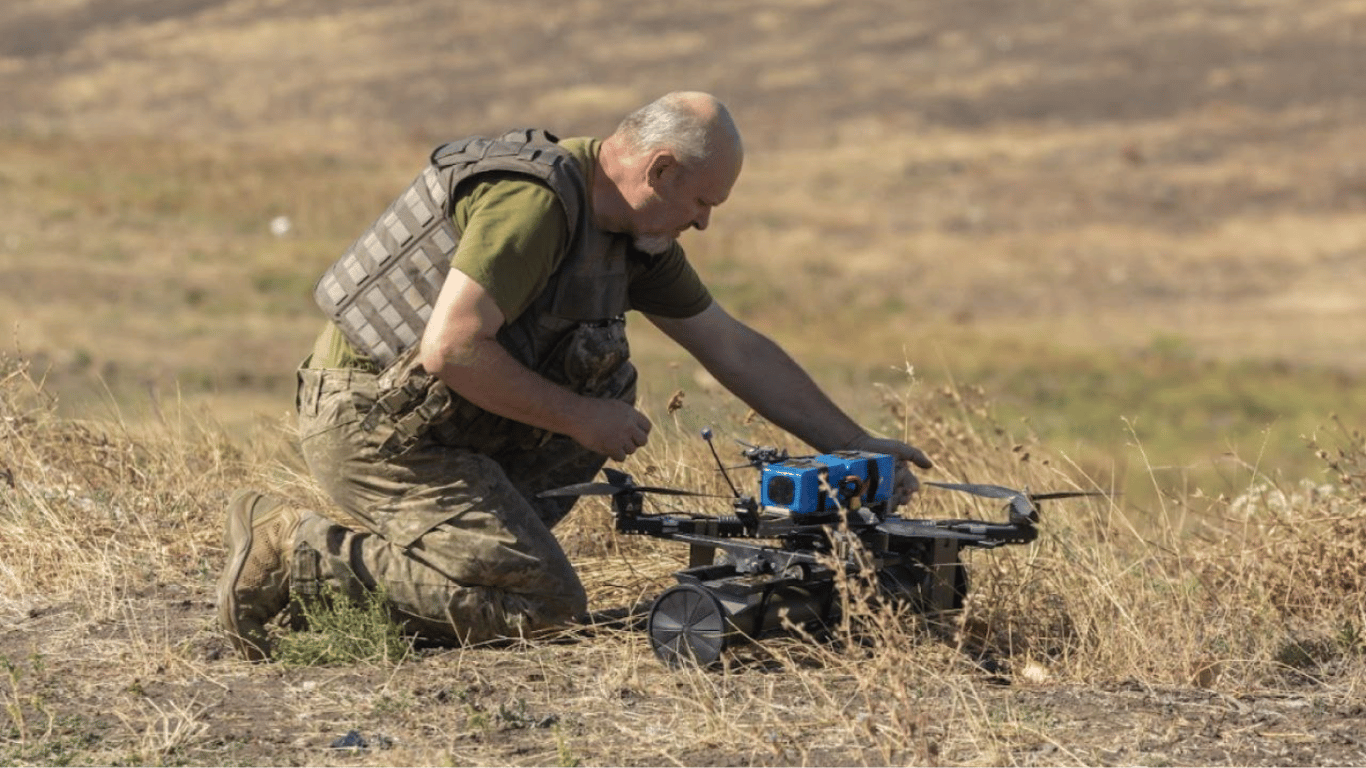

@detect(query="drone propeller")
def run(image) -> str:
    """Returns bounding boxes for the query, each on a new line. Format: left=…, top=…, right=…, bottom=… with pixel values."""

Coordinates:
left=875, top=517, right=984, bottom=541
left=538, top=482, right=722, bottom=499
left=927, top=481, right=1104, bottom=502
left=1029, top=490, right=1108, bottom=501
left=538, top=468, right=725, bottom=499
left=926, top=481, right=1107, bottom=524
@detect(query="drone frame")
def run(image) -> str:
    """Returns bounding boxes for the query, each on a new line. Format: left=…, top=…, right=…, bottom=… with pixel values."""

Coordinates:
left=544, top=437, right=1102, bottom=667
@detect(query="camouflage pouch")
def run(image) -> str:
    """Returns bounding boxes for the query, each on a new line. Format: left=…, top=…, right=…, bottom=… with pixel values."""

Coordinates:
left=361, top=317, right=632, bottom=458
left=558, top=316, right=630, bottom=396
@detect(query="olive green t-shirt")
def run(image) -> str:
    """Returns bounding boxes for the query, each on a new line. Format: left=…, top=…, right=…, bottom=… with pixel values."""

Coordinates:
left=308, top=136, right=712, bottom=370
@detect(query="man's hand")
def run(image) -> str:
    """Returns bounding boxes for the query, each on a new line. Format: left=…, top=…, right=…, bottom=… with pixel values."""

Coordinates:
left=843, top=435, right=933, bottom=510
left=569, top=398, right=653, bottom=461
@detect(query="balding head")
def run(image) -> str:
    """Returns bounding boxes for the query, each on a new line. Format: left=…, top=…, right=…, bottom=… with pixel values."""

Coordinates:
left=593, top=92, right=743, bottom=249
left=611, top=91, right=743, bottom=169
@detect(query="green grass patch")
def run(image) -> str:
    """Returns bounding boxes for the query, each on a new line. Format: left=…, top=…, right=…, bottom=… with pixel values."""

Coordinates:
left=924, top=335, right=1366, bottom=512
left=274, top=585, right=411, bottom=667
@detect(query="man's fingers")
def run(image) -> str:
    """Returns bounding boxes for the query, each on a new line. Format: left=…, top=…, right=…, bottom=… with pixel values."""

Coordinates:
left=894, top=463, right=921, bottom=495
left=907, top=447, right=933, bottom=470
left=615, top=422, right=651, bottom=459
left=851, top=436, right=933, bottom=471
left=887, top=442, right=933, bottom=470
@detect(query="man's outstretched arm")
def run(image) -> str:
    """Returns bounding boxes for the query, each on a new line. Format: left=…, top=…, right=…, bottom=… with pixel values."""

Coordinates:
left=648, top=302, right=932, bottom=504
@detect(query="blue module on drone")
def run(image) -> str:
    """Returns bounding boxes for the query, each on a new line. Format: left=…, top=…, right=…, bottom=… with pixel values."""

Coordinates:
left=759, top=450, right=895, bottom=517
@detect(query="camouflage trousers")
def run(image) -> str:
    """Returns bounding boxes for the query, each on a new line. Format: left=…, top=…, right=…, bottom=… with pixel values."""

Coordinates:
left=291, top=365, right=610, bottom=645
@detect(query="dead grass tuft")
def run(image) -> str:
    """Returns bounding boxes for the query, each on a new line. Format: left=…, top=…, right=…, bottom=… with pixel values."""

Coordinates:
left=3, top=355, right=1366, bottom=764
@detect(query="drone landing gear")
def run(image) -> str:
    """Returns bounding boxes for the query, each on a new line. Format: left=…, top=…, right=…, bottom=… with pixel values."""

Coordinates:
left=645, top=546, right=972, bottom=667
left=647, top=584, right=729, bottom=667
left=645, top=558, right=845, bottom=667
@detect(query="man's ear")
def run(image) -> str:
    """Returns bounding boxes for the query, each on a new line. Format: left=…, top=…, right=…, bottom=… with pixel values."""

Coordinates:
left=646, top=151, right=679, bottom=190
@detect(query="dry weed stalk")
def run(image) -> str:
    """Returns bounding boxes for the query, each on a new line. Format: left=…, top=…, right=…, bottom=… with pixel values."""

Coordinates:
left=0, top=355, right=248, bottom=620
left=115, top=694, right=212, bottom=764
left=4, top=352, right=1366, bottom=764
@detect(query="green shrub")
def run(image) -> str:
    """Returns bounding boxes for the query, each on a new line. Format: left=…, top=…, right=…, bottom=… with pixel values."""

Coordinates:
left=274, top=585, right=411, bottom=667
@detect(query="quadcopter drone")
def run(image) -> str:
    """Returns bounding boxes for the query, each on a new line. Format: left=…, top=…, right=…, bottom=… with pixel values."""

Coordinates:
left=542, top=429, right=1101, bottom=667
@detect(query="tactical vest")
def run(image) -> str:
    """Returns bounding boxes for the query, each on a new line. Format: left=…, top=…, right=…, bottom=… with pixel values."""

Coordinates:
left=313, top=129, right=636, bottom=457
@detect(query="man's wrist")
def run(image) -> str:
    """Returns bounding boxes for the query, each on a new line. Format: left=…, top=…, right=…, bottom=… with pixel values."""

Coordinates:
left=835, top=429, right=871, bottom=453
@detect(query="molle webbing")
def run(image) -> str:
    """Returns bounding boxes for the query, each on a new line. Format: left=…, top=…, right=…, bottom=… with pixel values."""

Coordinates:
left=312, top=129, right=586, bottom=368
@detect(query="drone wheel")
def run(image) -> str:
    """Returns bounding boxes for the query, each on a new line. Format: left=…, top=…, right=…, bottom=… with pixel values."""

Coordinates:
left=648, top=584, right=728, bottom=667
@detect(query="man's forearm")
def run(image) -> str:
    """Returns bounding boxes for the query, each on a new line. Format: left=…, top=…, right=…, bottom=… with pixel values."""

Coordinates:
left=424, top=335, right=584, bottom=437
left=705, top=329, right=867, bottom=453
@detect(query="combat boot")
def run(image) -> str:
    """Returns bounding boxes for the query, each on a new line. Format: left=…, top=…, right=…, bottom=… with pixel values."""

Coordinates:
left=217, top=490, right=303, bottom=661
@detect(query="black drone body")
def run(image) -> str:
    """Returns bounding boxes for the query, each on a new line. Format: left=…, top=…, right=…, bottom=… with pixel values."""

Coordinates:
left=542, top=431, right=1101, bottom=667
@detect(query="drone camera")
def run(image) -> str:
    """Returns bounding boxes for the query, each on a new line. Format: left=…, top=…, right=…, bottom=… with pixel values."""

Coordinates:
left=759, top=451, right=894, bottom=516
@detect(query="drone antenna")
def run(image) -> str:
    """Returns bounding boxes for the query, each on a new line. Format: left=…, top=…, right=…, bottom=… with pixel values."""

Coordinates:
left=701, top=428, right=740, bottom=497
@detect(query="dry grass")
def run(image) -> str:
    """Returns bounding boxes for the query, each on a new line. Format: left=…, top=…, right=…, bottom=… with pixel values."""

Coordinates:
left=4, top=354, right=1366, bottom=765
left=4, top=0, right=1366, bottom=762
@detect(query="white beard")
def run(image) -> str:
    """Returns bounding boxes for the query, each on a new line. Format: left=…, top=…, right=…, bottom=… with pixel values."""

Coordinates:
left=632, top=234, right=674, bottom=255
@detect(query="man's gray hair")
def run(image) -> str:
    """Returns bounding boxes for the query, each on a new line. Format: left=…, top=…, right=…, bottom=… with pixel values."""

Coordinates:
left=615, top=92, right=735, bottom=165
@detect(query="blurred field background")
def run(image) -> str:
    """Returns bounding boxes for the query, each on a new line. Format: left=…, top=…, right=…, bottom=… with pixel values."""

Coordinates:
left=3, top=1, right=1366, bottom=764
left=4, top=0, right=1366, bottom=505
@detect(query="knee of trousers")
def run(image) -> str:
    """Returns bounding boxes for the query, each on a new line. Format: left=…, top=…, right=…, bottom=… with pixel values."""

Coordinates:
left=429, top=579, right=587, bottom=645
left=467, top=562, right=588, bottom=626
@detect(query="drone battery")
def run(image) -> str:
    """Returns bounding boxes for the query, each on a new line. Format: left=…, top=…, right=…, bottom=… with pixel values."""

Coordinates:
left=760, top=451, right=894, bottom=517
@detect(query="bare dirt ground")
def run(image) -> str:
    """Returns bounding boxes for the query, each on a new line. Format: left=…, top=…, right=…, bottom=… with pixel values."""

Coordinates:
left=6, top=596, right=1366, bottom=767
left=6, top=495, right=1366, bottom=768
left=2, top=0, right=1366, bottom=765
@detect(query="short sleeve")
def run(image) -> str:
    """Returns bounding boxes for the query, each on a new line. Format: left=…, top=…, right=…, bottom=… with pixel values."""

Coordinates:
left=628, top=242, right=714, bottom=318
left=449, top=173, right=571, bottom=322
